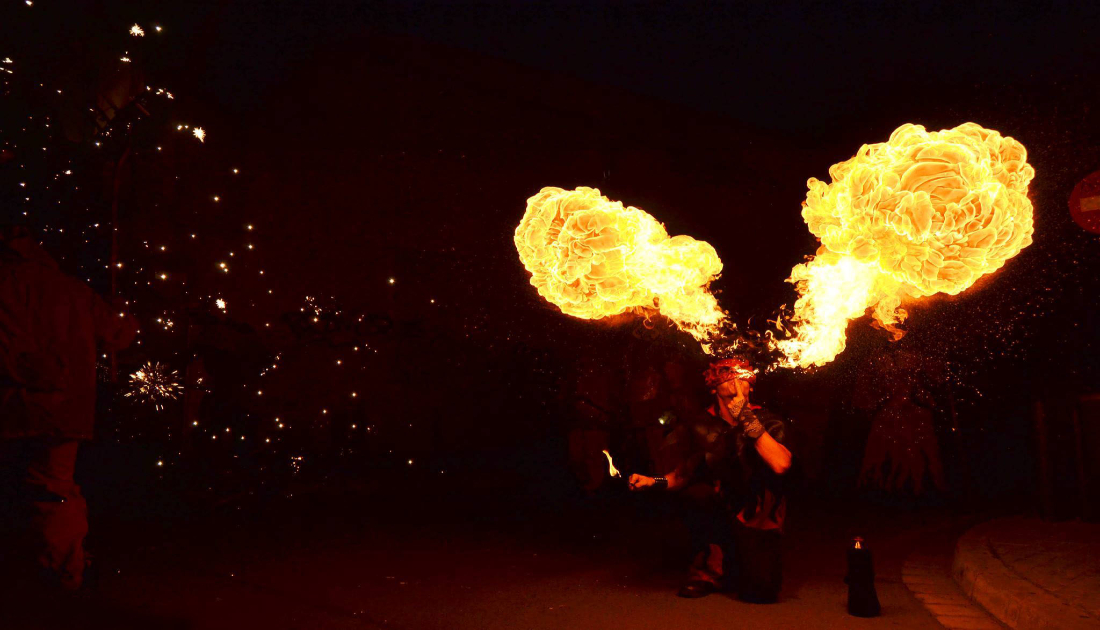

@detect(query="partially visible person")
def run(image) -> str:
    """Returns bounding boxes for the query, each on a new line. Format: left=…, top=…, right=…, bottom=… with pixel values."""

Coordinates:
left=0, top=224, right=136, bottom=591
left=625, top=360, right=669, bottom=475
left=565, top=356, right=620, bottom=496
left=662, top=356, right=705, bottom=420
left=630, top=357, right=793, bottom=602
left=855, top=345, right=946, bottom=496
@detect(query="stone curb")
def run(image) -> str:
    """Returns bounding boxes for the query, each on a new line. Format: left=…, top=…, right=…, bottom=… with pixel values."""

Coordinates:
left=902, top=527, right=1005, bottom=630
left=951, top=520, right=1096, bottom=630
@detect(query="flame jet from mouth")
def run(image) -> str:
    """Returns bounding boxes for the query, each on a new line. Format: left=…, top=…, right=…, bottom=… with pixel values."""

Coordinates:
left=515, top=187, right=726, bottom=347
left=772, top=123, right=1035, bottom=369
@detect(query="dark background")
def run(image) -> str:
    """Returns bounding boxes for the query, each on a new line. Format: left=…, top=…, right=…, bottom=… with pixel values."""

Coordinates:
left=2, top=0, right=1099, bottom=525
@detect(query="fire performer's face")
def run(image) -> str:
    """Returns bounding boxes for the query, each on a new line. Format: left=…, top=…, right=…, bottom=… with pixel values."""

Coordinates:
left=705, top=359, right=756, bottom=399
left=715, top=376, right=752, bottom=399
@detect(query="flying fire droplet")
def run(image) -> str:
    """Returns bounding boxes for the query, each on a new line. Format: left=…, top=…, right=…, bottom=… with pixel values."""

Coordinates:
left=515, top=186, right=725, bottom=347
left=601, top=450, right=621, bottom=478
left=771, top=123, right=1035, bottom=368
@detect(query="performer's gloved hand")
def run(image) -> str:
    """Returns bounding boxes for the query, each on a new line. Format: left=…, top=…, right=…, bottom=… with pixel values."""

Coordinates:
left=739, top=406, right=766, bottom=439
left=628, top=474, right=668, bottom=491
left=725, top=395, right=747, bottom=419
left=727, top=379, right=765, bottom=439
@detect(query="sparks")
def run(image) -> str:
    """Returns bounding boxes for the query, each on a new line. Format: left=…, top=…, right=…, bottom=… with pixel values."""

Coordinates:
left=130, top=24, right=145, bottom=37
left=215, top=298, right=226, bottom=310
left=124, top=362, right=182, bottom=411
left=192, top=127, right=205, bottom=142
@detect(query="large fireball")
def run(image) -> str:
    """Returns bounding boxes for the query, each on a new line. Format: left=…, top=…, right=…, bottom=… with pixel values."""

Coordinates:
left=773, top=123, right=1035, bottom=368
left=515, top=186, right=726, bottom=346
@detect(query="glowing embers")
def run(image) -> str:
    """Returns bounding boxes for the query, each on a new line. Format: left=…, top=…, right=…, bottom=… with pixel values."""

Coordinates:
left=514, top=186, right=726, bottom=346
left=125, top=361, right=182, bottom=411
left=772, top=123, right=1035, bottom=368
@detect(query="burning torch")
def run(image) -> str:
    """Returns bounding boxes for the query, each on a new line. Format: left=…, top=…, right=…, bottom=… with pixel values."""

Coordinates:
left=601, top=450, right=621, bottom=480
left=603, top=450, right=668, bottom=491
left=845, top=536, right=881, bottom=618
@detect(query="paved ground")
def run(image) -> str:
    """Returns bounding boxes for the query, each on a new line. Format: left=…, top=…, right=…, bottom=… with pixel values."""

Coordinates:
left=953, top=517, right=1100, bottom=630
left=3, top=492, right=980, bottom=629
left=903, top=529, right=1005, bottom=630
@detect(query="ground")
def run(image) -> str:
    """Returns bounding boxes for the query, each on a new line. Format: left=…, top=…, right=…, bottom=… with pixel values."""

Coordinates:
left=4, top=487, right=987, bottom=629
left=953, top=516, right=1099, bottom=629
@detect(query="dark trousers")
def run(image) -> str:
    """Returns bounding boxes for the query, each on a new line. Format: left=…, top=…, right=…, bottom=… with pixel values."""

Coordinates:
left=683, top=482, right=736, bottom=585
left=0, top=438, right=87, bottom=590
left=682, top=482, right=783, bottom=602
left=733, top=520, right=782, bottom=603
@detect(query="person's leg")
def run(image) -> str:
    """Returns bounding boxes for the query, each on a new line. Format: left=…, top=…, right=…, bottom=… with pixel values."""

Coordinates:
left=680, top=483, right=727, bottom=595
left=0, top=440, right=35, bottom=580
left=734, top=521, right=782, bottom=603
left=687, top=543, right=724, bottom=584
left=25, top=439, right=87, bottom=590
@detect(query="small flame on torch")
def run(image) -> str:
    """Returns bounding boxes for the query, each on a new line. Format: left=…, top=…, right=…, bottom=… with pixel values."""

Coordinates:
left=601, top=449, right=621, bottom=478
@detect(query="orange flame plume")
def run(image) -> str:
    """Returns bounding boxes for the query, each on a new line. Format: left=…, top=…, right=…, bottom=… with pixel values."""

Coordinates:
left=771, top=123, right=1035, bottom=368
left=515, top=187, right=726, bottom=347
left=602, top=449, right=621, bottom=478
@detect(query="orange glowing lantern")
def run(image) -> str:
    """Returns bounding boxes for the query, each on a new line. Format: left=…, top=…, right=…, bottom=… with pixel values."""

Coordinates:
left=1070, top=170, right=1100, bottom=235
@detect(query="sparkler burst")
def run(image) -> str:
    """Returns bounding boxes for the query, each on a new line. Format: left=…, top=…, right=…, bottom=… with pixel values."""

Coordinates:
left=192, top=127, right=206, bottom=142
left=125, top=362, right=182, bottom=411
left=515, top=186, right=726, bottom=347
left=771, top=123, right=1035, bottom=368
left=130, top=24, right=145, bottom=37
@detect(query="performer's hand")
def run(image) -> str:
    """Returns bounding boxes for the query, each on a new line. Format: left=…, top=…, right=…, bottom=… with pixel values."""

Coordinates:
left=735, top=378, right=752, bottom=401
left=628, top=474, right=655, bottom=491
